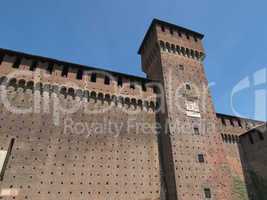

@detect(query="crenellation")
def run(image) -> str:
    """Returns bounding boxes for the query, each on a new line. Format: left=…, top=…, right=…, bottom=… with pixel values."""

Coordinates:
left=158, top=40, right=205, bottom=61
left=0, top=19, right=265, bottom=200
left=0, top=76, right=157, bottom=112
left=155, top=24, right=204, bottom=52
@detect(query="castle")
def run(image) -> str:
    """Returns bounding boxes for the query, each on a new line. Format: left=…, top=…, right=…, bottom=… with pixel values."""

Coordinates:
left=0, top=19, right=266, bottom=200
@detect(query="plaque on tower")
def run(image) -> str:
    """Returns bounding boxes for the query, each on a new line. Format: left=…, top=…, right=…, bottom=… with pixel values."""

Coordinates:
left=185, top=100, right=201, bottom=118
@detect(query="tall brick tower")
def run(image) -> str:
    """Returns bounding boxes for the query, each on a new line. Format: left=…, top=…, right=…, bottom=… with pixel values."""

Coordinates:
left=138, top=19, right=232, bottom=200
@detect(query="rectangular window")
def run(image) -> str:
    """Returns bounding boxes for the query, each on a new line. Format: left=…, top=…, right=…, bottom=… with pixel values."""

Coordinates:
left=141, top=83, right=147, bottom=91
left=198, top=154, right=205, bottom=163
left=0, top=53, right=4, bottom=65
left=221, top=118, right=226, bottom=126
left=204, top=188, right=211, bottom=198
left=194, top=127, right=200, bottom=135
left=0, top=138, right=15, bottom=181
left=76, top=69, right=83, bottom=80
left=104, top=76, right=110, bottom=85
left=179, top=64, right=184, bottom=70
left=12, top=57, right=21, bottom=68
left=130, top=81, right=135, bottom=89
left=47, top=63, right=53, bottom=74
left=117, top=77, right=123, bottom=87
left=90, top=73, right=96, bottom=82
left=61, top=66, right=69, bottom=77
left=30, top=60, right=38, bottom=71
left=186, top=83, right=191, bottom=90
left=230, top=119, right=235, bottom=126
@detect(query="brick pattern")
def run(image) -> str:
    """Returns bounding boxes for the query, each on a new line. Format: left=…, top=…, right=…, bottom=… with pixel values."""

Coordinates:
left=0, top=19, right=265, bottom=200
left=0, top=56, right=161, bottom=200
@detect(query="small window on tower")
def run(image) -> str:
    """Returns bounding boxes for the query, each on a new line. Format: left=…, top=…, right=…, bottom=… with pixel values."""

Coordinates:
left=12, top=57, right=21, bottom=68
left=142, top=83, right=147, bottom=91
left=130, top=81, right=135, bottom=89
left=198, top=154, right=205, bottom=163
left=179, top=65, right=184, bottom=70
left=170, top=28, right=173, bottom=35
left=61, top=65, right=69, bottom=77
left=91, top=73, right=97, bottom=82
left=221, top=118, right=226, bottom=126
left=30, top=60, right=38, bottom=71
left=76, top=69, right=83, bottom=80
left=194, top=127, right=200, bottom=135
left=117, top=77, right=123, bottom=87
left=204, top=188, right=211, bottom=198
left=161, top=25, right=165, bottom=32
left=186, top=84, right=191, bottom=90
left=104, top=76, right=110, bottom=85
left=47, top=63, right=53, bottom=74
left=0, top=53, right=4, bottom=65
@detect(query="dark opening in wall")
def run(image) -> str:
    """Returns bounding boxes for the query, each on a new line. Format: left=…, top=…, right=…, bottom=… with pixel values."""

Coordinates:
left=161, top=25, right=165, bottom=32
left=0, top=53, right=4, bottom=65
left=91, top=73, right=96, bottom=82
left=76, top=69, right=83, bottom=80
left=30, top=60, right=38, bottom=71
left=194, top=127, right=200, bottom=135
left=179, top=64, right=184, bottom=70
left=194, top=37, right=198, bottom=42
left=186, top=83, right=191, bottom=90
left=170, top=28, right=173, bottom=35
left=230, top=119, right=235, bottom=126
left=117, top=77, right=123, bottom=87
left=104, top=76, right=110, bottom=85
left=248, top=133, right=254, bottom=144
left=221, top=118, right=226, bottom=126
left=130, top=81, right=135, bottom=89
left=142, top=83, right=147, bottom=91
left=12, top=57, right=21, bottom=68
left=204, top=188, right=211, bottom=198
left=61, top=66, right=69, bottom=77
left=198, top=154, right=205, bottom=163
left=186, top=34, right=190, bottom=40
left=47, top=63, right=53, bottom=74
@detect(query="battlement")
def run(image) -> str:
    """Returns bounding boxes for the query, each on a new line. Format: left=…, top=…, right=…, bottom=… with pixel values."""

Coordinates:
left=138, top=18, right=206, bottom=78
left=138, top=18, right=204, bottom=55
left=216, top=113, right=263, bottom=129
left=0, top=48, right=158, bottom=108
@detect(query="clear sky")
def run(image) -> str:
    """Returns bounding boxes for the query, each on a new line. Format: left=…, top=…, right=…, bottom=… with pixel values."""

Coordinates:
left=0, top=0, right=266, bottom=121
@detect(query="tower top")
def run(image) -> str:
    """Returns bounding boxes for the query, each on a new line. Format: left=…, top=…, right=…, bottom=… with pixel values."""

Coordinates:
left=138, top=18, right=204, bottom=54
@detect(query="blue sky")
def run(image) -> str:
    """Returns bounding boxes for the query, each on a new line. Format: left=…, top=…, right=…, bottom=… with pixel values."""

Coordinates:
left=0, top=0, right=266, bottom=120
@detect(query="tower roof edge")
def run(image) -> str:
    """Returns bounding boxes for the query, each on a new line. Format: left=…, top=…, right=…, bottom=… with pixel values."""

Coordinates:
left=138, top=18, right=204, bottom=54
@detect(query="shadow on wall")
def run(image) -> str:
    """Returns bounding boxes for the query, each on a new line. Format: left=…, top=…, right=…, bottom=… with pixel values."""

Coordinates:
left=238, top=126, right=267, bottom=200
